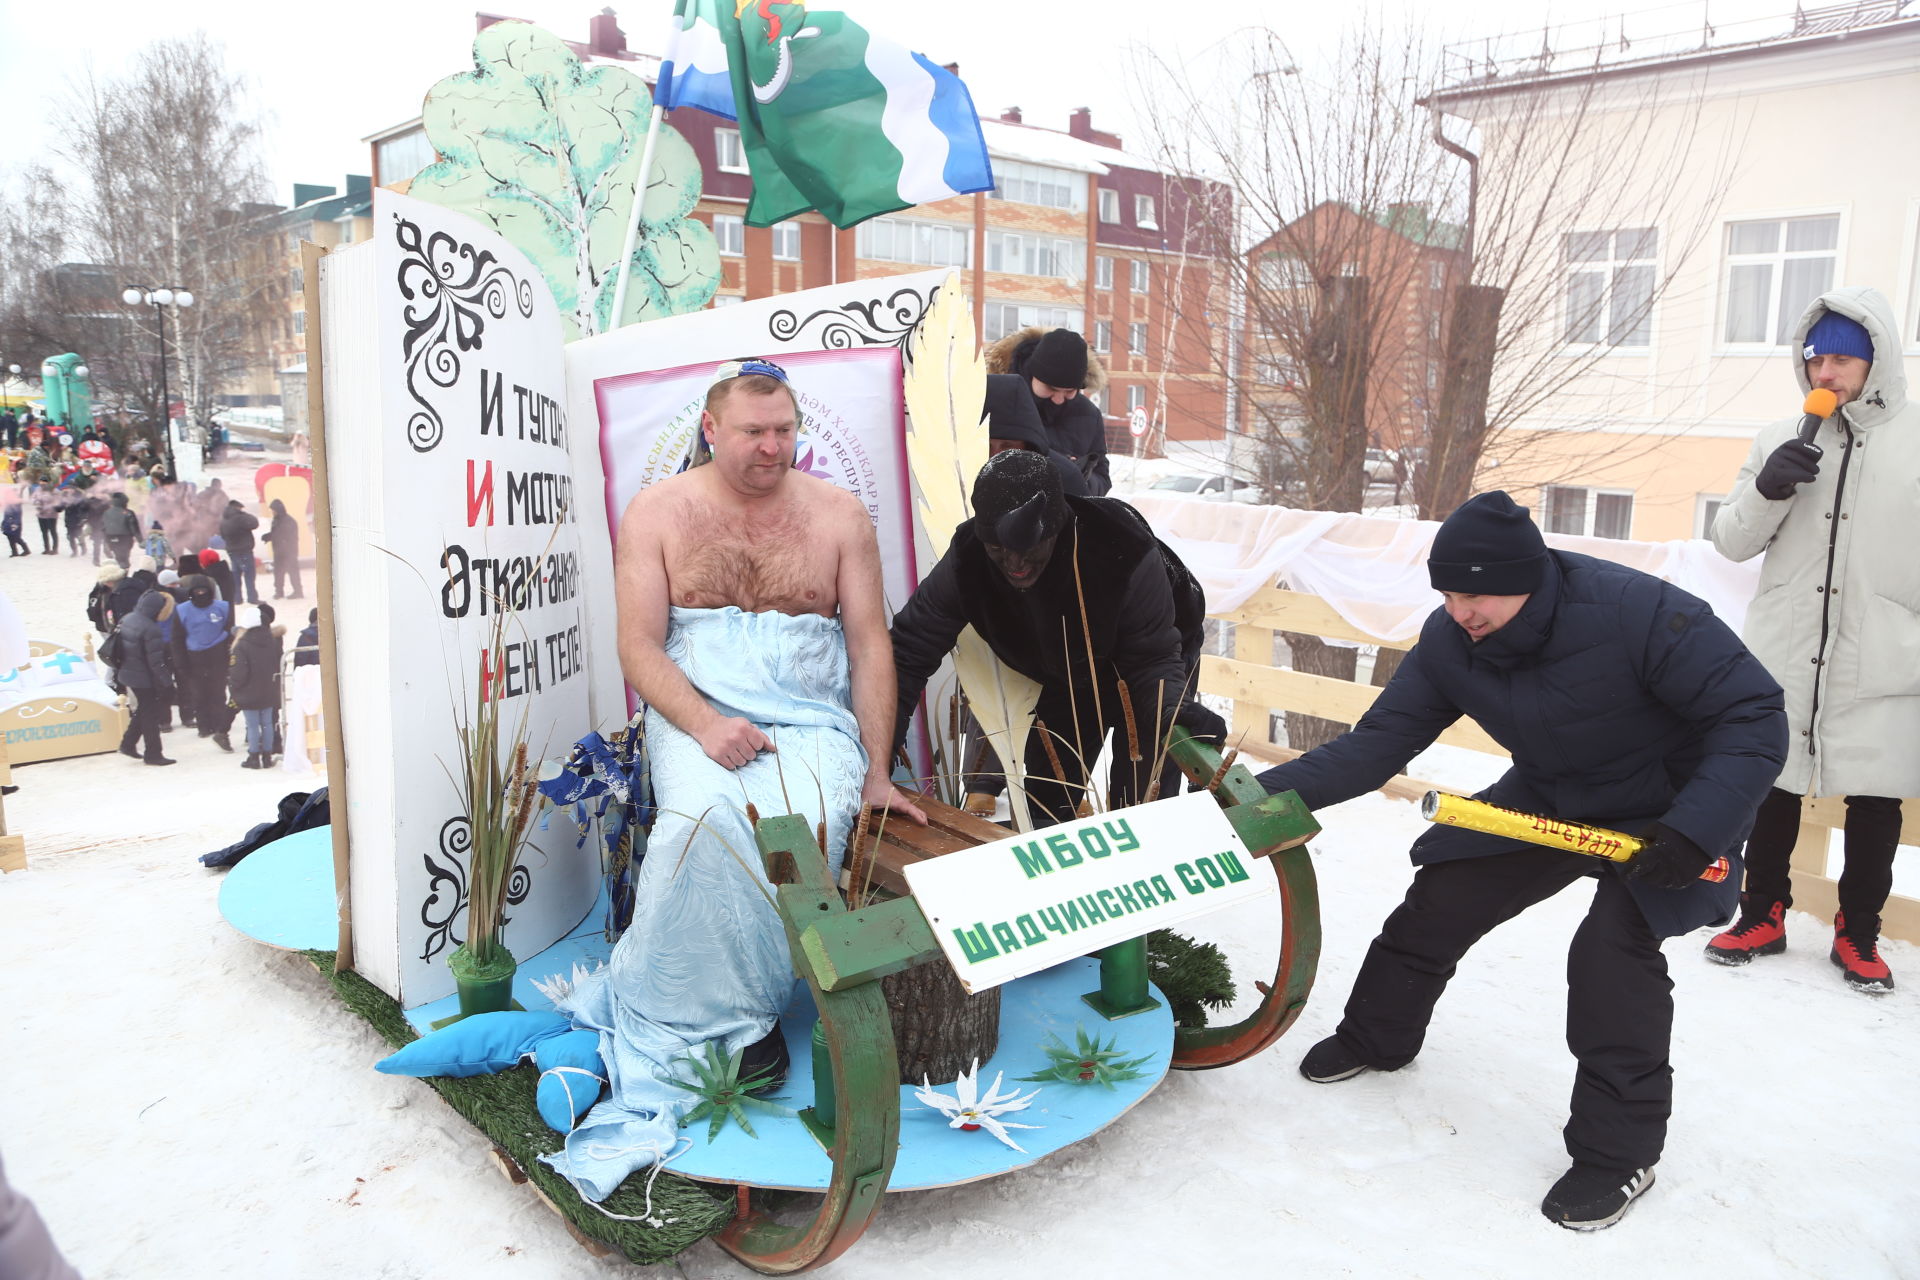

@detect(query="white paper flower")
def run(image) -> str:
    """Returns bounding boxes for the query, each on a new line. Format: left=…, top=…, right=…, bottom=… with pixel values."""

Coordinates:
left=913, top=1058, right=1043, bottom=1152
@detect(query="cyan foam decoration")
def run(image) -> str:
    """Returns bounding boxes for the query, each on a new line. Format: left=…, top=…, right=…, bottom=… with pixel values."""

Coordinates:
left=375, top=1010, right=570, bottom=1078
left=534, top=1028, right=607, bottom=1132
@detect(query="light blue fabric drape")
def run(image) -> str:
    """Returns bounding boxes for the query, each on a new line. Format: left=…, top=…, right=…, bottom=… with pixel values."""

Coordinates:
left=543, top=607, right=865, bottom=1201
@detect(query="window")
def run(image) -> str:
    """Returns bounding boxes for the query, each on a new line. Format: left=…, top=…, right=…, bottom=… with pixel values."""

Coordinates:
left=771, top=221, right=801, bottom=262
left=374, top=128, right=437, bottom=187
left=1563, top=227, right=1657, bottom=347
left=1695, top=493, right=1725, bottom=539
left=1095, top=256, right=1114, bottom=289
left=1129, top=321, right=1148, bottom=356
left=1429, top=260, right=1447, bottom=291
left=982, top=303, right=1083, bottom=342
left=710, top=294, right=744, bottom=308
left=985, top=231, right=1082, bottom=280
left=1253, top=351, right=1298, bottom=386
left=1127, top=385, right=1147, bottom=413
left=855, top=216, right=970, bottom=268
left=290, top=266, right=303, bottom=292
left=1098, top=188, right=1120, bottom=223
left=1084, top=387, right=1104, bottom=413
left=1723, top=215, right=1839, bottom=346
left=712, top=214, right=744, bottom=257
left=1543, top=486, right=1633, bottom=539
left=990, top=160, right=1085, bottom=213
left=715, top=128, right=748, bottom=173
left=293, top=310, right=305, bottom=336
left=1258, top=255, right=1312, bottom=291
left=1134, top=194, right=1158, bottom=229
left=1093, top=321, right=1112, bottom=353
left=1130, top=259, right=1150, bottom=293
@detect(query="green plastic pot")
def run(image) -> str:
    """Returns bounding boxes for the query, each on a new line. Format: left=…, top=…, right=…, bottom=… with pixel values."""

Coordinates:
left=448, top=941, right=518, bottom=1019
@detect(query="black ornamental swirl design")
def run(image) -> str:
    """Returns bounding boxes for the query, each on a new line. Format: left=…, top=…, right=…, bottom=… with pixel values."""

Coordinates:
left=417, top=815, right=534, bottom=962
left=766, top=285, right=933, bottom=357
left=394, top=214, right=534, bottom=453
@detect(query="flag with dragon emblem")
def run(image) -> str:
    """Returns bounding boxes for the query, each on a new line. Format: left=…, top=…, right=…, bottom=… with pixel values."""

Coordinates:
left=657, top=0, right=994, bottom=227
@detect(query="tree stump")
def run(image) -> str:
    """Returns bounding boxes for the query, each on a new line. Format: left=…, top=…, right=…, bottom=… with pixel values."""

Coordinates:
left=882, top=962, right=1000, bottom=1087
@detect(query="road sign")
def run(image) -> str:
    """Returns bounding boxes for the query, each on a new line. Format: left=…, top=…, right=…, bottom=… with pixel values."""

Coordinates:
left=1128, top=407, right=1148, bottom=438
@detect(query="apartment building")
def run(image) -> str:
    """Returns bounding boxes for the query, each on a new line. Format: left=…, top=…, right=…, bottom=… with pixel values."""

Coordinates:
left=365, top=10, right=1232, bottom=458
left=1432, top=6, right=1919, bottom=541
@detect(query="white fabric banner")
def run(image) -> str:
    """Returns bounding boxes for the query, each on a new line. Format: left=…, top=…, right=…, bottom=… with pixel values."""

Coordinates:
left=1128, top=495, right=1764, bottom=642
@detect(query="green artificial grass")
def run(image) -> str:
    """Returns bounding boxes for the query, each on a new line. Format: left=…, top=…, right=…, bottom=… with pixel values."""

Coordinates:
left=1145, top=929, right=1237, bottom=1029
left=299, top=951, right=732, bottom=1265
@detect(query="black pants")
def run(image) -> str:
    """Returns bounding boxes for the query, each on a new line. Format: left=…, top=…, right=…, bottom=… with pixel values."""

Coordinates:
left=1334, top=849, right=1673, bottom=1171
left=37, top=518, right=57, bottom=552
left=119, top=687, right=167, bottom=761
left=3, top=527, right=26, bottom=556
left=106, top=535, right=134, bottom=569
left=185, top=642, right=233, bottom=735
left=1740, top=786, right=1900, bottom=924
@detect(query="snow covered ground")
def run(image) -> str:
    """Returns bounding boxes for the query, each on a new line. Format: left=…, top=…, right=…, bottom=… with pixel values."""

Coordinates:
left=2, top=449, right=1915, bottom=1278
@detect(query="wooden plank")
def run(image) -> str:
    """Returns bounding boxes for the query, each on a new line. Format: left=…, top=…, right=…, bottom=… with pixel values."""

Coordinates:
left=1199, top=655, right=1507, bottom=756
left=0, top=835, right=25, bottom=874
left=1219, top=588, right=1412, bottom=651
left=1229, top=622, right=1273, bottom=748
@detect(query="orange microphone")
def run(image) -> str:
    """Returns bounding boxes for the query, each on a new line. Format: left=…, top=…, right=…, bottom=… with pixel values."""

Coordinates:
left=1796, top=387, right=1838, bottom=451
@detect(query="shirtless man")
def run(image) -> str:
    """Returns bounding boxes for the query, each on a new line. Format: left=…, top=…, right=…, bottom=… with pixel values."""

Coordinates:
left=613, top=358, right=925, bottom=822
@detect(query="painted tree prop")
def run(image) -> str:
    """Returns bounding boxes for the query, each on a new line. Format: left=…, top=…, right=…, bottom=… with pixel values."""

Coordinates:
left=411, top=21, right=719, bottom=339
left=1162, top=728, right=1324, bottom=1071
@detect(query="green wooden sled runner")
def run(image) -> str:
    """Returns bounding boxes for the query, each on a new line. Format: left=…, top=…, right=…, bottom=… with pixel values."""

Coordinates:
left=714, top=729, right=1323, bottom=1274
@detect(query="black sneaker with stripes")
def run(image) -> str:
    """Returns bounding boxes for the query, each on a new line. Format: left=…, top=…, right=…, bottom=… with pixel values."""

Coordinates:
left=1541, top=1162, right=1655, bottom=1230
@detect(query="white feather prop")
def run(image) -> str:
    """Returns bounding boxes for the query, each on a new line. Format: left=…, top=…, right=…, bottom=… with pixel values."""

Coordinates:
left=903, top=274, right=1041, bottom=832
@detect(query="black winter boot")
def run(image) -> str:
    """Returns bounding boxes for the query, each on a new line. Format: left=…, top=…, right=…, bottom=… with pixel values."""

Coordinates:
left=241, top=752, right=261, bottom=769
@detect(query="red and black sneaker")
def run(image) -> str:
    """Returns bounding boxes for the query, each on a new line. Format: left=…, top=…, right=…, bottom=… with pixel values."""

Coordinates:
left=1831, top=912, right=1895, bottom=995
left=1704, top=898, right=1786, bottom=966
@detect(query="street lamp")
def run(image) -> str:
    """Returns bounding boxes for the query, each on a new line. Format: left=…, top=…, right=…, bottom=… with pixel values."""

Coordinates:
left=121, top=283, right=195, bottom=481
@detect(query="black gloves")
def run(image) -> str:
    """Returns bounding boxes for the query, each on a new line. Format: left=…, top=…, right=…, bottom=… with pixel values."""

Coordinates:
left=1754, top=440, right=1821, bottom=501
left=1625, top=823, right=1711, bottom=890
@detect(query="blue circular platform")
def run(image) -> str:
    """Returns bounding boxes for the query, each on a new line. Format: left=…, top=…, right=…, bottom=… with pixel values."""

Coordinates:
left=672, top=956, right=1174, bottom=1192
left=217, top=825, right=338, bottom=952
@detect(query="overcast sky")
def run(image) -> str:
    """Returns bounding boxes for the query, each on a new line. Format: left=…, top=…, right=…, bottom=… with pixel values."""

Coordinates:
left=0, top=0, right=1795, bottom=204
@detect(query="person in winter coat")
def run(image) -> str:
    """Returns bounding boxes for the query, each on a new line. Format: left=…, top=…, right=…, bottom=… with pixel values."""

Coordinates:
left=101, top=490, right=141, bottom=568
left=175, top=575, right=235, bottom=751
left=197, top=546, right=235, bottom=604
left=113, top=590, right=178, bottom=766
left=1706, top=286, right=1914, bottom=993
left=31, top=482, right=59, bottom=553
left=889, top=449, right=1225, bottom=824
left=293, top=608, right=320, bottom=668
left=86, top=564, right=124, bottom=635
left=265, top=498, right=302, bottom=599
left=107, top=562, right=157, bottom=628
left=144, top=521, right=169, bottom=568
left=228, top=602, right=284, bottom=769
left=0, top=492, right=27, bottom=557
left=219, top=499, right=260, bottom=604
left=985, top=325, right=1112, bottom=495
left=59, top=489, right=86, bottom=556
left=1256, top=492, right=1786, bottom=1232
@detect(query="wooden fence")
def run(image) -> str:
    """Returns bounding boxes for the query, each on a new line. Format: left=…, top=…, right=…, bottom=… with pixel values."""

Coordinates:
left=1196, top=586, right=1920, bottom=945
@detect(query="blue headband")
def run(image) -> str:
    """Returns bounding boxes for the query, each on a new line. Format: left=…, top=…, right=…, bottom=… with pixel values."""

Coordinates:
left=709, top=357, right=790, bottom=388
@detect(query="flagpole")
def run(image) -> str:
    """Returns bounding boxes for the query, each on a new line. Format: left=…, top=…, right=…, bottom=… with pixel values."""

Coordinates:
left=608, top=102, right=667, bottom=333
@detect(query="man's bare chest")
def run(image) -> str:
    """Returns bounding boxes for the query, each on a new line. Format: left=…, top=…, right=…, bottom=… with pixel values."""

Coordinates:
left=664, top=509, right=837, bottom=616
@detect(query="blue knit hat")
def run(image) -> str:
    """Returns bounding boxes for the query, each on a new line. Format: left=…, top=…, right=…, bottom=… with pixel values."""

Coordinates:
left=1803, top=311, right=1873, bottom=363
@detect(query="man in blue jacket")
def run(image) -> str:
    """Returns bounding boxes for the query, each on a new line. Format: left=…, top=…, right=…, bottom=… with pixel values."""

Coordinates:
left=1256, top=492, right=1785, bottom=1232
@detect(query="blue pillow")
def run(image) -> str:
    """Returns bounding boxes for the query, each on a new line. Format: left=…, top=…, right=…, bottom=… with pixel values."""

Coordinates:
left=534, top=1029, right=608, bottom=1132
left=375, top=1011, right=570, bottom=1078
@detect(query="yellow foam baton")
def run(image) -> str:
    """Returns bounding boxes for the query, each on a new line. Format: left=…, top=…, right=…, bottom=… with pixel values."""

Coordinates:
left=1419, top=791, right=1730, bottom=884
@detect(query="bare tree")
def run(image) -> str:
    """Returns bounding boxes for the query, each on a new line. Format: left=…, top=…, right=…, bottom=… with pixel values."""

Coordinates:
left=0, top=34, right=279, bottom=454
left=1135, top=22, right=1739, bottom=749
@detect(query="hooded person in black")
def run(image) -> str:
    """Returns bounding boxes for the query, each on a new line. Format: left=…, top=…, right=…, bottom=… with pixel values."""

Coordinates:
left=986, top=327, right=1112, bottom=495
left=982, top=373, right=1089, bottom=498
left=890, top=450, right=1223, bottom=823
left=114, top=591, right=178, bottom=765
left=229, top=602, right=284, bottom=768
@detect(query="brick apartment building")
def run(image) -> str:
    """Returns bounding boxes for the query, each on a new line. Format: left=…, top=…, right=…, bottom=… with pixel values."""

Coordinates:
left=362, top=10, right=1233, bottom=459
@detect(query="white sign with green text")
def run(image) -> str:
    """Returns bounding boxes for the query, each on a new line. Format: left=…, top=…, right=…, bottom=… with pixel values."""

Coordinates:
left=902, top=790, right=1265, bottom=993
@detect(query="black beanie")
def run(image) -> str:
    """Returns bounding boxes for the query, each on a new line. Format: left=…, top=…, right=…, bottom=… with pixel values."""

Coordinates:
left=1428, top=491, right=1548, bottom=595
left=971, top=450, right=1069, bottom=551
left=982, top=374, right=1049, bottom=450
left=1023, top=329, right=1090, bottom=390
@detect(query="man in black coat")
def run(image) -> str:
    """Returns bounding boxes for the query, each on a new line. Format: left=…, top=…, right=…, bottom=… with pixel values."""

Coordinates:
left=1257, top=492, right=1785, bottom=1231
left=891, top=449, right=1222, bottom=823
left=219, top=499, right=260, bottom=604
left=114, top=591, right=179, bottom=766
